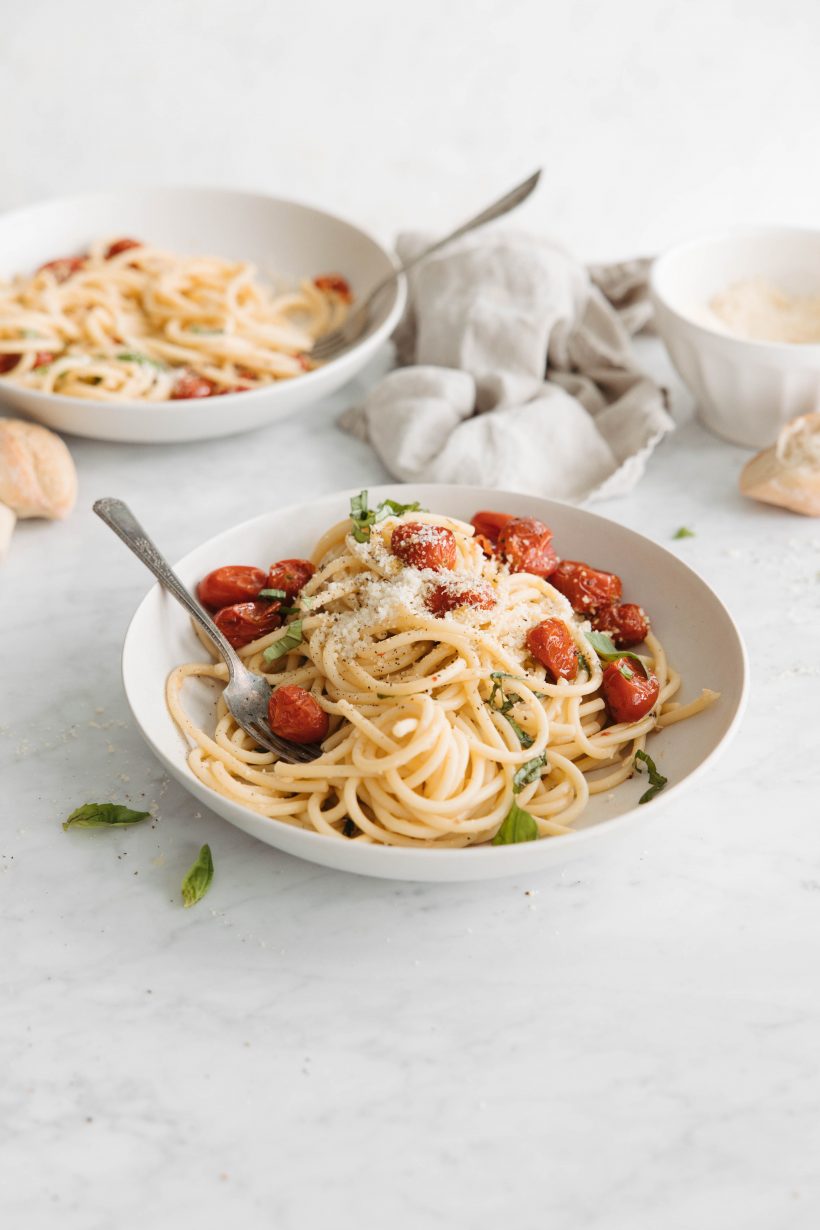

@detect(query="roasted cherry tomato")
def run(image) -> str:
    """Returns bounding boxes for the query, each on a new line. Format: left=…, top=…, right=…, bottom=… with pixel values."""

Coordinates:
left=426, top=579, right=496, bottom=616
left=497, top=517, right=559, bottom=577
left=265, top=559, right=315, bottom=602
left=314, top=274, right=353, bottom=303
left=214, top=385, right=251, bottom=395
left=0, top=354, right=20, bottom=373
left=268, top=684, right=329, bottom=743
left=33, top=351, right=56, bottom=368
left=471, top=510, right=515, bottom=547
left=172, top=373, right=217, bottom=399
left=600, top=658, right=659, bottom=724
left=592, top=602, right=650, bottom=649
left=213, top=600, right=282, bottom=649
left=391, top=522, right=457, bottom=572
left=197, top=565, right=267, bottom=611
left=38, top=255, right=86, bottom=282
left=549, top=560, right=622, bottom=614
left=104, top=238, right=142, bottom=259
left=526, top=618, right=578, bottom=681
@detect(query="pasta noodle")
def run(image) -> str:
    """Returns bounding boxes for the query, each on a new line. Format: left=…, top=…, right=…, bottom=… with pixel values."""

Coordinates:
left=0, top=237, right=351, bottom=401
left=166, top=504, right=719, bottom=848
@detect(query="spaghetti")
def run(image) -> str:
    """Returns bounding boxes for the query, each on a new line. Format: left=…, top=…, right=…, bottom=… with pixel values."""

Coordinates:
left=0, top=237, right=351, bottom=401
left=166, top=497, right=719, bottom=848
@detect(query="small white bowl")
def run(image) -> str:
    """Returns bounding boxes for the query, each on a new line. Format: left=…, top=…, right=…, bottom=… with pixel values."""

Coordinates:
left=651, top=227, right=820, bottom=448
left=0, top=188, right=405, bottom=443
left=121, top=483, right=748, bottom=883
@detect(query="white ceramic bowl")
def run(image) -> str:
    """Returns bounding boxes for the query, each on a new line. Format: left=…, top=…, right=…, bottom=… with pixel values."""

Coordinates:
left=0, top=188, right=405, bottom=443
left=121, top=484, right=748, bottom=883
left=651, top=227, right=820, bottom=448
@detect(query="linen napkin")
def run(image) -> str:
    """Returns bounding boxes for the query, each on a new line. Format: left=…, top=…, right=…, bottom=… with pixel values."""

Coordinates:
left=340, top=231, right=673, bottom=503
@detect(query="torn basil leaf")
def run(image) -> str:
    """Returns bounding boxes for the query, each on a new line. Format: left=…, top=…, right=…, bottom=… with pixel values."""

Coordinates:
left=349, top=491, right=425, bottom=542
left=673, top=527, right=695, bottom=539
left=263, top=620, right=303, bottom=662
left=634, top=749, right=668, bottom=804
left=181, top=844, right=214, bottom=908
left=585, top=630, right=648, bottom=673
left=492, top=801, right=539, bottom=845
left=62, top=802, right=151, bottom=830
left=258, top=588, right=287, bottom=600
left=512, top=753, right=548, bottom=793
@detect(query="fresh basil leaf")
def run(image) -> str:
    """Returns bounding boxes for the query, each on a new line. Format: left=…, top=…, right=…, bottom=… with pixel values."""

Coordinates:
left=374, top=497, right=423, bottom=523
left=63, top=802, right=151, bottom=830
left=490, top=670, right=546, bottom=698
left=258, top=588, right=287, bottom=600
left=262, top=620, right=303, bottom=663
left=117, top=351, right=166, bottom=369
left=181, top=844, right=214, bottom=908
left=618, top=662, right=634, bottom=679
left=512, top=753, right=548, bottom=793
left=349, top=490, right=374, bottom=542
left=585, top=630, right=648, bottom=673
left=673, top=527, right=695, bottom=539
left=492, top=801, right=539, bottom=845
left=503, top=713, right=534, bottom=748
left=299, top=596, right=315, bottom=609
left=634, top=749, right=668, bottom=804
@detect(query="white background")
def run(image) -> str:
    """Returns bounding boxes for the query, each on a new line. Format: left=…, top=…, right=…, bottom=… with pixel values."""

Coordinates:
left=4, top=3, right=820, bottom=1229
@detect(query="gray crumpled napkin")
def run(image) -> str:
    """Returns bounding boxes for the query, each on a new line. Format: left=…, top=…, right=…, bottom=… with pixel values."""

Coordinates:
left=340, top=231, right=673, bottom=503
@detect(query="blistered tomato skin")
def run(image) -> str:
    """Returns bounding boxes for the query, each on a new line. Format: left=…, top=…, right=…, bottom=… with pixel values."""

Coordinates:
left=550, top=560, right=622, bottom=614
left=526, top=619, right=578, bottom=681
left=471, top=510, right=516, bottom=547
left=426, top=579, right=496, bottom=616
left=600, top=658, right=659, bottom=724
left=265, top=559, right=315, bottom=602
left=38, top=255, right=86, bottom=282
left=104, top=238, right=142, bottom=259
left=314, top=274, right=353, bottom=303
left=0, top=354, right=20, bottom=373
left=497, top=517, right=559, bottom=577
left=268, top=685, right=329, bottom=743
left=213, top=601, right=282, bottom=649
left=197, top=566, right=267, bottom=610
left=391, top=522, right=457, bottom=572
left=592, top=602, right=650, bottom=648
left=172, top=373, right=217, bottom=399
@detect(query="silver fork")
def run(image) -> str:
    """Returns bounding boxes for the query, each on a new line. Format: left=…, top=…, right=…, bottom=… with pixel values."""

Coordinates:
left=310, top=168, right=542, bottom=363
left=94, top=498, right=322, bottom=764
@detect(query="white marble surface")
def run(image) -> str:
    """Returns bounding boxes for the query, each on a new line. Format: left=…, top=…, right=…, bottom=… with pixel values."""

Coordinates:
left=4, top=2, right=820, bottom=1227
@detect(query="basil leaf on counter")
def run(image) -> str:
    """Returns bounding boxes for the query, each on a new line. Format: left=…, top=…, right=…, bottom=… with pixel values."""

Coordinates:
left=263, top=620, right=303, bottom=663
left=512, top=753, right=549, bottom=793
left=673, top=527, right=695, bottom=539
left=181, top=844, right=214, bottom=908
left=634, top=749, right=668, bottom=804
left=62, top=802, right=151, bottom=830
left=492, top=801, right=539, bottom=845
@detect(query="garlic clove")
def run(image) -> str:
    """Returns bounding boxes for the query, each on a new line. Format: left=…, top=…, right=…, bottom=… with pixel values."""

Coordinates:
left=739, top=411, right=820, bottom=517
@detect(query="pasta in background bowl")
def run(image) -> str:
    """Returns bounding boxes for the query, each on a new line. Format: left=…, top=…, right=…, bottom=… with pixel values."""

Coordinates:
left=122, top=485, right=748, bottom=883
left=0, top=188, right=404, bottom=442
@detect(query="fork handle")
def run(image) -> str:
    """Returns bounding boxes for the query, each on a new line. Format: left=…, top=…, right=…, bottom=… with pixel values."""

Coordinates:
left=367, top=168, right=541, bottom=304
left=93, top=497, right=242, bottom=677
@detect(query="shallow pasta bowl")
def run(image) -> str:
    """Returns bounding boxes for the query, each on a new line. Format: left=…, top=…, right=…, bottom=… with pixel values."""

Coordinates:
left=0, top=187, right=405, bottom=443
left=121, top=485, right=748, bottom=882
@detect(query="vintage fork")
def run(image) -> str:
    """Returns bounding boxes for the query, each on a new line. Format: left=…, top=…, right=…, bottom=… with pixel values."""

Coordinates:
left=94, top=498, right=322, bottom=764
left=309, top=168, right=542, bottom=362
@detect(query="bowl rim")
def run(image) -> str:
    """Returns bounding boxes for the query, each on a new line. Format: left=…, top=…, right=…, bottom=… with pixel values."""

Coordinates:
left=121, top=483, right=750, bottom=872
left=650, top=223, right=820, bottom=359
left=0, top=183, right=406, bottom=414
